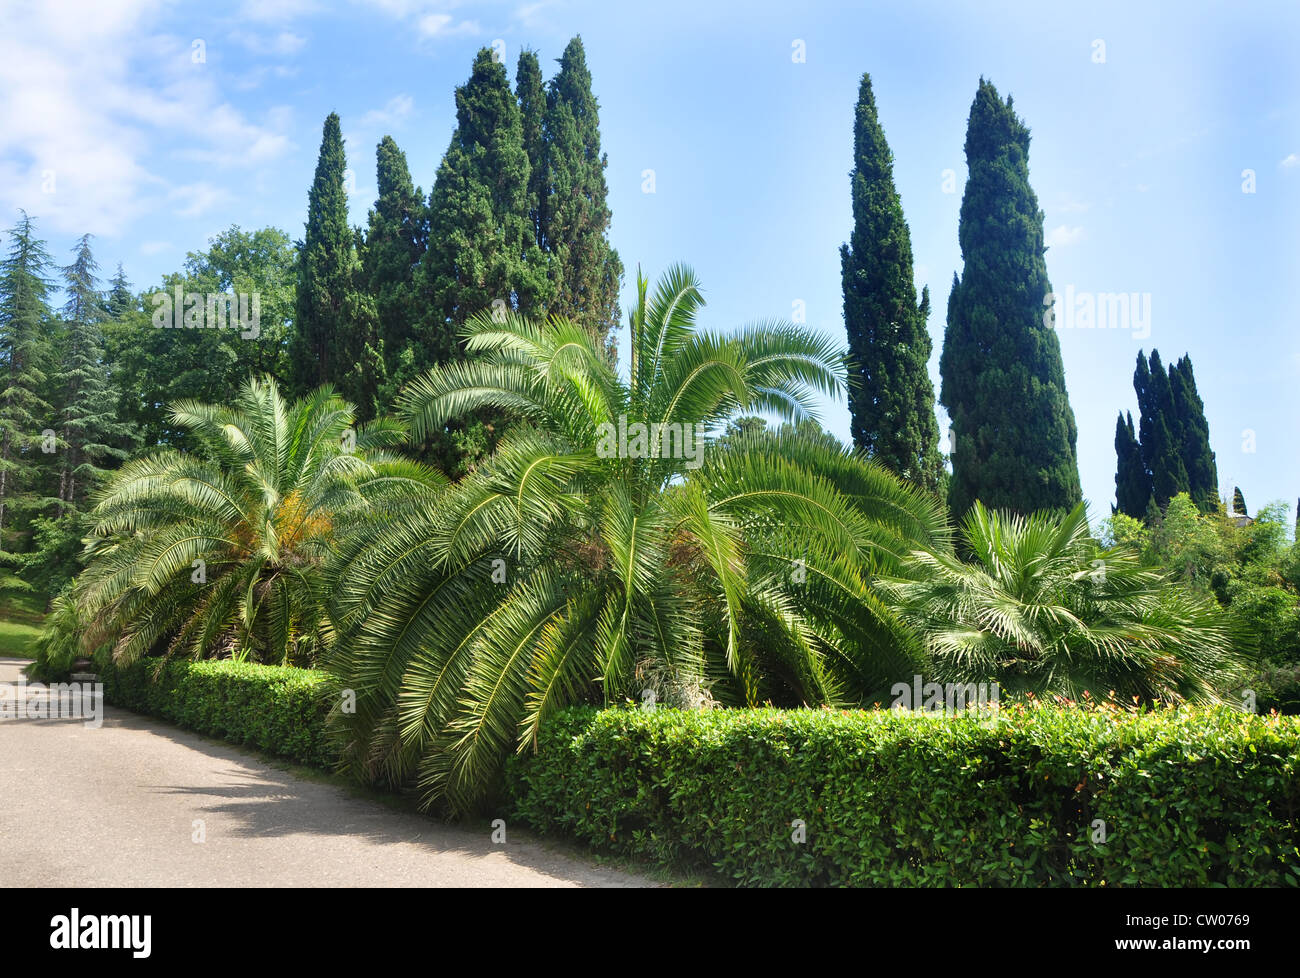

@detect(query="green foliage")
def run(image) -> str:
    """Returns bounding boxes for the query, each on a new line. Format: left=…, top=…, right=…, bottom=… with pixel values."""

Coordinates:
left=0, top=211, right=57, bottom=541
left=40, top=375, right=441, bottom=669
left=840, top=73, right=943, bottom=491
left=1113, top=411, right=1147, bottom=519
left=1125, top=350, right=1218, bottom=515
left=880, top=502, right=1249, bottom=703
left=102, top=227, right=297, bottom=450
left=509, top=704, right=1300, bottom=887
left=326, top=264, right=947, bottom=814
left=96, top=655, right=336, bottom=767
left=362, top=135, right=427, bottom=403
left=541, top=36, right=623, bottom=345
left=940, top=79, right=1081, bottom=518
left=52, top=234, right=137, bottom=516
left=291, top=114, right=369, bottom=406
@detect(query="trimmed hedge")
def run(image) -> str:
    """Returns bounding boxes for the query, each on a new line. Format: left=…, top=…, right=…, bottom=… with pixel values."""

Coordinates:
left=507, top=704, right=1300, bottom=887
left=97, top=657, right=337, bottom=768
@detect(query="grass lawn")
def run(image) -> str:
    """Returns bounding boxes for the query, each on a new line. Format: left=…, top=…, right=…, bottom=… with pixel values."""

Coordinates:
left=0, top=574, right=46, bottom=658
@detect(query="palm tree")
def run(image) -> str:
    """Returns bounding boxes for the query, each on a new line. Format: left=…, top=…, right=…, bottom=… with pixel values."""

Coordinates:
left=877, top=501, right=1250, bottom=704
left=327, top=265, right=948, bottom=813
left=64, top=375, right=440, bottom=667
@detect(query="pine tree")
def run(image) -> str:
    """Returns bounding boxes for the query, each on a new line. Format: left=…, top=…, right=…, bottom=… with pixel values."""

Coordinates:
left=54, top=235, right=134, bottom=514
left=541, top=36, right=622, bottom=342
left=1114, top=410, right=1149, bottom=517
left=1170, top=354, right=1217, bottom=513
left=840, top=73, right=943, bottom=491
left=105, top=264, right=133, bottom=319
left=1135, top=349, right=1188, bottom=509
left=0, top=212, right=56, bottom=539
left=939, top=79, right=1081, bottom=517
left=291, top=112, right=353, bottom=396
left=1232, top=486, right=1247, bottom=517
left=516, top=49, right=548, bottom=252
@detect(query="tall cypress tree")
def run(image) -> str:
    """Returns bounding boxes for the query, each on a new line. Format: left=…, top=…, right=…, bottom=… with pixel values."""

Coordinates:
left=541, top=36, right=622, bottom=343
left=840, top=73, right=943, bottom=491
left=362, top=135, right=426, bottom=395
left=417, top=49, right=545, bottom=350
left=1170, top=354, right=1217, bottom=512
left=1232, top=486, right=1247, bottom=517
left=415, top=48, right=547, bottom=473
left=1114, top=410, right=1149, bottom=517
left=1135, top=349, right=1188, bottom=509
left=54, top=235, right=134, bottom=514
left=939, top=79, right=1081, bottom=517
left=291, top=112, right=353, bottom=396
left=516, top=49, right=548, bottom=253
left=0, top=212, right=56, bottom=538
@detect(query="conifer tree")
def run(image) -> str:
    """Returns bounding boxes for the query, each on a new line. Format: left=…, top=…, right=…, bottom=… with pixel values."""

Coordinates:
left=516, top=49, right=548, bottom=252
left=54, top=234, right=134, bottom=513
left=1170, top=354, right=1217, bottom=513
left=1114, top=410, right=1149, bottom=517
left=939, top=79, right=1081, bottom=517
left=541, top=37, right=622, bottom=342
left=362, top=135, right=426, bottom=396
left=1232, top=486, right=1247, bottom=517
left=291, top=113, right=353, bottom=395
left=1135, top=349, right=1189, bottom=509
left=417, top=49, right=545, bottom=349
left=0, top=212, right=56, bottom=538
left=105, top=263, right=133, bottom=320
left=840, top=72, right=943, bottom=491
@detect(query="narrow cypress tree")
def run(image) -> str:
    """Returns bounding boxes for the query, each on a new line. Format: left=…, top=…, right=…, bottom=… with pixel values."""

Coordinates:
left=541, top=36, right=622, bottom=342
left=1136, top=349, right=1188, bottom=509
left=1114, top=410, right=1149, bottom=517
left=840, top=73, right=943, bottom=491
left=417, top=49, right=545, bottom=349
left=939, top=79, right=1081, bottom=517
left=1170, top=354, right=1217, bottom=513
left=415, top=48, right=547, bottom=473
left=54, top=235, right=134, bottom=513
left=0, top=212, right=56, bottom=538
left=362, top=135, right=426, bottom=394
left=1232, top=486, right=1247, bottom=517
left=291, top=113, right=353, bottom=395
left=516, top=49, right=548, bottom=252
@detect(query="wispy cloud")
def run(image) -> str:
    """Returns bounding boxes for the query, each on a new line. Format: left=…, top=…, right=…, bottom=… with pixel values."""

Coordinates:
left=358, top=94, right=415, bottom=129
left=1281, top=153, right=1299, bottom=169
left=0, top=0, right=292, bottom=236
left=1046, top=225, right=1085, bottom=249
left=229, top=30, right=308, bottom=56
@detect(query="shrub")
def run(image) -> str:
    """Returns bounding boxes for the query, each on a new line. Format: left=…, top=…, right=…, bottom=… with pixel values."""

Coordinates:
left=508, top=703, right=1300, bottom=887
left=97, top=656, right=337, bottom=768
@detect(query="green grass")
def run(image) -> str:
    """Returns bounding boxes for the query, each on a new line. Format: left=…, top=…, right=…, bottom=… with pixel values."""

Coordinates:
left=0, top=575, right=46, bottom=658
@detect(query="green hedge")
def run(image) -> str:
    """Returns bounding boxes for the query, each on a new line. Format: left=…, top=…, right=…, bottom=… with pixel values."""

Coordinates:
left=97, top=657, right=337, bottom=768
left=507, top=704, right=1300, bottom=887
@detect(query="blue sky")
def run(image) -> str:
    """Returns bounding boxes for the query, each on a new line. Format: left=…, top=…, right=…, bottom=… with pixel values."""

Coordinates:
left=2, top=0, right=1297, bottom=519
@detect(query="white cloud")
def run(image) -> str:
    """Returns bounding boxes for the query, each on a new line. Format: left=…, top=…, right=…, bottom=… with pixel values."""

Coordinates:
left=0, top=0, right=292, bottom=236
left=168, top=182, right=232, bottom=219
left=139, top=240, right=173, bottom=255
left=1281, top=153, right=1299, bottom=169
left=358, top=94, right=415, bottom=130
left=230, top=30, right=307, bottom=56
left=1046, top=225, right=1085, bottom=249
left=417, top=12, right=479, bottom=38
